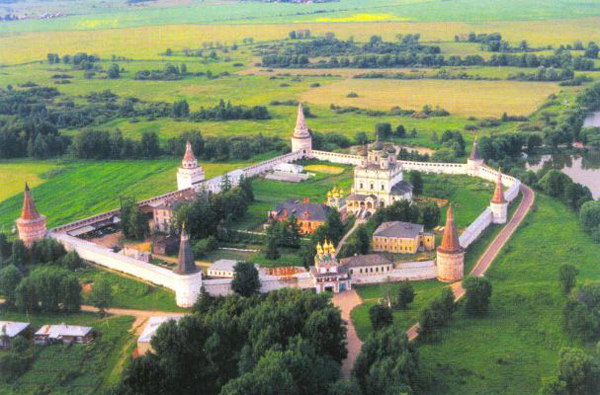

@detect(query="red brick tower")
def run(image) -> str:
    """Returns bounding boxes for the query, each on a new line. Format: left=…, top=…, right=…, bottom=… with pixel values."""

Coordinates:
left=16, top=183, right=47, bottom=246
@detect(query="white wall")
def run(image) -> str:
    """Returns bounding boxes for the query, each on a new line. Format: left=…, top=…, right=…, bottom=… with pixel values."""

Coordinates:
left=311, top=150, right=362, bottom=166
left=459, top=208, right=493, bottom=249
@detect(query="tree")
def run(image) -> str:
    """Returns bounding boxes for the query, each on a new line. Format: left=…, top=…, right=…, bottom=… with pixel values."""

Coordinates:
left=375, top=123, right=392, bottom=140
left=420, top=201, right=441, bottom=230
left=559, top=264, right=579, bottom=296
left=88, top=278, right=113, bottom=315
left=265, top=235, right=280, bottom=260
left=369, top=304, right=393, bottom=330
left=173, top=99, right=190, bottom=118
left=11, top=240, right=28, bottom=267
left=355, top=131, right=368, bottom=145
left=0, top=233, right=11, bottom=260
left=108, top=63, right=120, bottom=79
left=60, top=250, right=84, bottom=270
left=231, top=261, right=260, bottom=297
left=541, top=348, right=600, bottom=395
left=180, top=63, right=187, bottom=74
left=396, top=282, right=415, bottom=310
left=408, top=170, right=423, bottom=195
left=328, top=379, right=362, bottom=395
left=579, top=201, right=600, bottom=237
left=463, top=276, right=493, bottom=317
left=395, top=124, right=406, bottom=138
left=0, top=265, right=22, bottom=308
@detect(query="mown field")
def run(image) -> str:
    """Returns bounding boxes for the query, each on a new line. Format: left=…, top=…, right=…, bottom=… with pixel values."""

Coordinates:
left=0, top=158, right=259, bottom=230
left=415, top=194, right=600, bottom=394
left=300, top=79, right=563, bottom=117
left=0, top=309, right=135, bottom=395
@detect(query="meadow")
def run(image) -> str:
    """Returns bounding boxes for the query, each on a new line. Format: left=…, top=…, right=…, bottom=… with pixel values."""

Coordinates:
left=300, top=79, right=563, bottom=117
left=0, top=309, right=135, bottom=395
left=416, top=194, right=600, bottom=394
left=0, top=158, right=259, bottom=230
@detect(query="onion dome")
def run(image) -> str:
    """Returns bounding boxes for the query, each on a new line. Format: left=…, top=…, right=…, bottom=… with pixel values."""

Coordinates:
left=293, top=103, right=310, bottom=139
left=387, top=146, right=396, bottom=154
left=373, top=141, right=384, bottom=151
left=438, top=205, right=463, bottom=254
left=491, top=171, right=507, bottom=204
left=21, top=183, right=42, bottom=220
left=381, top=152, right=389, bottom=159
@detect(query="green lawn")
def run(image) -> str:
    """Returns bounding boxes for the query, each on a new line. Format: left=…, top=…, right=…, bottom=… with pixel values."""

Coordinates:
left=234, top=160, right=354, bottom=231
left=418, top=194, right=600, bottom=394
left=0, top=309, right=135, bottom=395
left=0, top=158, right=260, bottom=230
left=422, top=173, right=496, bottom=228
left=78, top=266, right=186, bottom=312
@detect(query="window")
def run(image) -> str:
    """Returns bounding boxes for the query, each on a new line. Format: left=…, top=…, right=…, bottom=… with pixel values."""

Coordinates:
left=381, top=185, right=385, bottom=191
left=370, top=184, right=374, bottom=190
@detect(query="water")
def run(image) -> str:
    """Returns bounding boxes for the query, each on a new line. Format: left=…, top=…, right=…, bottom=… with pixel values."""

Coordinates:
left=584, top=111, right=600, bottom=128
left=526, top=152, right=600, bottom=199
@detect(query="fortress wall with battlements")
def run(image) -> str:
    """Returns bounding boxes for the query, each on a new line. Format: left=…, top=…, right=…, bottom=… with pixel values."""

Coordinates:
left=311, top=150, right=362, bottom=165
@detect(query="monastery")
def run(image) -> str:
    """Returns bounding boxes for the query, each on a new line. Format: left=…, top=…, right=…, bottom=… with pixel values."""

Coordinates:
left=16, top=102, right=517, bottom=306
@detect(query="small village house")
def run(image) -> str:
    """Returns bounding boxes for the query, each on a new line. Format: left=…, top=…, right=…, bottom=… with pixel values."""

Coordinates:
left=137, top=316, right=182, bottom=355
left=0, top=321, right=31, bottom=348
left=34, top=324, right=94, bottom=345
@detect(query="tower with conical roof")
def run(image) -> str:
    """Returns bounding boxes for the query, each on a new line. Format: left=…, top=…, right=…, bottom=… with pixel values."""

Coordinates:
left=177, top=141, right=205, bottom=190
left=490, top=170, right=508, bottom=224
left=16, top=183, right=47, bottom=247
left=291, top=103, right=312, bottom=156
left=436, top=204, right=465, bottom=282
left=174, top=224, right=197, bottom=275
left=467, top=137, right=484, bottom=175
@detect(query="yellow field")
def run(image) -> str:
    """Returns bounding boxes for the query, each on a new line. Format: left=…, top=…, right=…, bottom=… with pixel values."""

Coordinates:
left=300, top=79, right=562, bottom=117
left=2, top=17, right=600, bottom=65
left=0, top=161, right=61, bottom=202
left=304, top=165, right=345, bottom=174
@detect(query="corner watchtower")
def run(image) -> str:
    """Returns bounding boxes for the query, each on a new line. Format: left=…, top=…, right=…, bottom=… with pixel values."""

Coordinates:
left=436, top=204, right=465, bottom=282
left=490, top=171, right=508, bottom=224
left=291, top=103, right=312, bottom=156
left=467, top=137, right=484, bottom=176
left=177, top=141, right=205, bottom=190
left=16, top=183, right=47, bottom=247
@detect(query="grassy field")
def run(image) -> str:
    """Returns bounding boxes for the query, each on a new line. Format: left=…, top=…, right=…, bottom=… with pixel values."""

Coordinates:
left=0, top=160, right=61, bottom=203
left=417, top=194, right=600, bottom=394
left=300, top=79, right=562, bottom=117
left=0, top=309, right=135, bottom=395
left=0, top=158, right=258, bottom=230
left=78, top=266, right=185, bottom=312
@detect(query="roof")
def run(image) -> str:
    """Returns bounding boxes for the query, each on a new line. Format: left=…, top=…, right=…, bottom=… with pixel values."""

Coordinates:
left=138, top=316, right=182, bottom=343
left=182, top=141, right=197, bottom=163
left=391, top=181, right=414, bottom=195
left=35, top=324, right=92, bottom=338
left=341, top=253, right=392, bottom=268
left=491, top=172, right=506, bottom=204
left=372, top=141, right=384, bottom=151
left=346, top=193, right=378, bottom=202
left=20, top=183, right=42, bottom=220
left=293, top=103, right=310, bottom=139
left=373, top=221, right=424, bottom=239
left=274, top=200, right=330, bottom=222
left=174, top=225, right=197, bottom=275
left=208, top=259, right=238, bottom=272
left=310, top=265, right=348, bottom=277
left=438, top=205, right=463, bottom=253
left=0, top=321, right=30, bottom=337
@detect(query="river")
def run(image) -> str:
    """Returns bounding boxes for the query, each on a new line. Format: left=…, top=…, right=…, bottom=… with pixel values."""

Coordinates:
left=584, top=111, right=600, bottom=128
left=526, top=152, right=600, bottom=199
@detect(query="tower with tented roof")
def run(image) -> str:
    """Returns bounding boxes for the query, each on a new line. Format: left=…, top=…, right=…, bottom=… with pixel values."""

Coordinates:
left=436, top=204, right=465, bottom=282
left=490, top=170, right=508, bottom=224
left=467, top=137, right=484, bottom=175
left=16, top=183, right=47, bottom=247
left=291, top=103, right=312, bottom=156
left=177, top=141, right=205, bottom=190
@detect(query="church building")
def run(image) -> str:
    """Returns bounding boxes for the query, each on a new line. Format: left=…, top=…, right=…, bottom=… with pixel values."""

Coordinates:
left=346, top=142, right=413, bottom=216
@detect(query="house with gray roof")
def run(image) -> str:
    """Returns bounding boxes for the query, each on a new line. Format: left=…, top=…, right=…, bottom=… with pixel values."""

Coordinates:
left=34, top=324, right=94, bottom=345
left=0, top=321, right=31, bottom=348
left=269, top=198, right=331, bottom=234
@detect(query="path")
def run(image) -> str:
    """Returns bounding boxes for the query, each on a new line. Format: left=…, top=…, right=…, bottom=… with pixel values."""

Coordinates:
left=336, top=218, right=366, bottom=255
left=406, top=184, right=535, bottom=341
left=332, top=290, right=363, bottom=379
left=81, top=305, right=186, bottom=335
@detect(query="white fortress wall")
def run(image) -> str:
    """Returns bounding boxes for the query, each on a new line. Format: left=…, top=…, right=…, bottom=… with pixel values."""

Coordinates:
left=459, top=208, right=493, bottom=249
left=203, top=279, right=234, bottom=297
left=399, top=160, right=467, bottom=175
left=311, top=150, right=362, bottom=165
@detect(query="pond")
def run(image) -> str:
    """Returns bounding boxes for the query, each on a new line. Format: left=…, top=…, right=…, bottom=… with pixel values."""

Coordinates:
left=584, top=111, right=600, bottom=128
left=526, top=152, right=600, bottom=199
